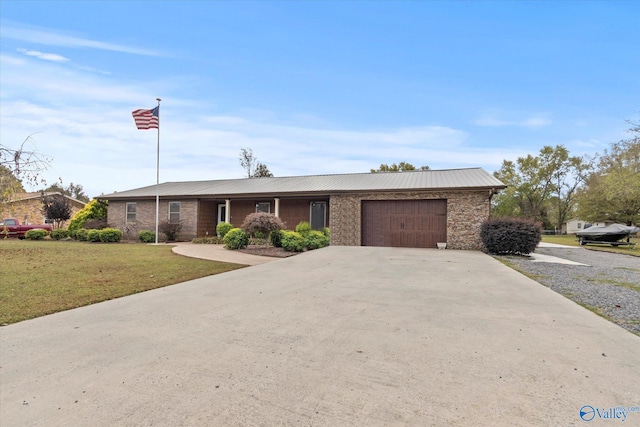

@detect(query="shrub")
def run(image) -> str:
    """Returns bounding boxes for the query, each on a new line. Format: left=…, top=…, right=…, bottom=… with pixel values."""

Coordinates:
left=50, top=229, right=70, bottom=240
left=192, top=236, right=224, bottom=244
left=87, top=229, right=101, bottom=242
left=216, top=222, right=233, bottom=238
left=139, top=230, right=156, bottom=243
left=270, top=229, right=283, bottom=248
left=248, top=237, right=269, bottom=246
left=480, top=218, right=542, bottom=255
left=241, top=212, right=285, bottom=238
left=159, top=220, right=183, bottom=241
left=295, top=221, right=312, bottom=236
left=74, top=228, right=88, bottom=241
left=304, top=230, right=330, bottom=250
left=223, top=228, right=249, bottom=250
left=281, top=231, right=305, bottom=252
left=84, top=218, right=108, bottom=230
left=99, top=228, right=123, bottom=243
left=25, top=229, right=48, bottom=240
left=68, top=199, right=108, bottom=231
left=322, top=227, right=330, bottom=238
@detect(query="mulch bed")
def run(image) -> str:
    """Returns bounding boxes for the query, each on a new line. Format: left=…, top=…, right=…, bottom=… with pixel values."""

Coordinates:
left=237, top=245, right=300, bottom=258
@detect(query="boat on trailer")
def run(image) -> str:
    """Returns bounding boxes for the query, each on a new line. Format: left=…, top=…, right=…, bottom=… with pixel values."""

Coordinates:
left=575, top=223, right=639, bottom=247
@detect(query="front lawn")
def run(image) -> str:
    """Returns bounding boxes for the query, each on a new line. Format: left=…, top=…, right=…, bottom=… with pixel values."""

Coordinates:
left=0, top=240, right=246, bottom=324
left=542, top=234, right=639, bottom=256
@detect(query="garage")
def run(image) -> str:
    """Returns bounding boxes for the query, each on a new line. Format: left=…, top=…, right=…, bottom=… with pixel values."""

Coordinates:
left=361, top=199, right=447, bottom=248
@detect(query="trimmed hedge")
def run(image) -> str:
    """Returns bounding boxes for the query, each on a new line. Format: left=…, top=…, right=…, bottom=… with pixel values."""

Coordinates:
left=281, top=231, right=305, bottom=252
left=304, top=230, right=330, bottom=250
left=216, top=222, right=233, bottom=238
left=139, top=230, right=156, bottom=243
left=480, top=218, right=541, bottom=255
left=223, top=228, right=249, bottom=250
left=270, top=230, right=283, bottom=248
left=99, top=228, right=123, bottom=243
left=74, top=228, right=89, bottom=241
left=24, top=229, right=48, bottom=240
left=50, top=229, right=70, bottom=240
left=87, top=229, right=101, bottom=242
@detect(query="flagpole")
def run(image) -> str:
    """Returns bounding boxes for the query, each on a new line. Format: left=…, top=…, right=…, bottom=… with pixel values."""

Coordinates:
left=155, top=98, right=161, bottom=244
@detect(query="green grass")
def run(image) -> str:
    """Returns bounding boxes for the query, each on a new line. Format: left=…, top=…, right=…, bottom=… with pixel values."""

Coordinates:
left=541, top=234, right=639, bottom=256
left=0, top=240, right=247, bottom=324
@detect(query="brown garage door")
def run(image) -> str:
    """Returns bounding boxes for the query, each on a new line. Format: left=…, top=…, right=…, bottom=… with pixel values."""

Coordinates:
left=361, top=200, right=447, bottom=248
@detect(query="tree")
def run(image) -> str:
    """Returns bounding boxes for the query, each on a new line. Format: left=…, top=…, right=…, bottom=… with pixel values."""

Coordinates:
left=68, top=199, right=108, bottom=231
left=41, top=194, right=72, bottom=229
left=239, top=148, right=273, bottom=178
left=576, top=122, right=640, bottom=225
left=1, top=135, right=50, bottom=213
left=44, top=181, right=90, bottom=202
left=253, top=162, right=273, bottom=178
left=371, top=162, right=429, bottom=173
left=493, top=145, right=591, bottom=229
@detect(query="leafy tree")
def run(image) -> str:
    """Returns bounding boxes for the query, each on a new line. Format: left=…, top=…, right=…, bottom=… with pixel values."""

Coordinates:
left=253, top=162, right=273, bottom=177
left=493, top=145, right=590, bottom=229
left=239, top=147, right=273, bottom=178
left=68, top=199, right=108, bottom=231
left=44, top=181, right=90, bottom=202
left=577, top=122, right=640, bottom=225
left=371, top=162, right=429, bottom=173
left=41, top=194, right=72, bottom=229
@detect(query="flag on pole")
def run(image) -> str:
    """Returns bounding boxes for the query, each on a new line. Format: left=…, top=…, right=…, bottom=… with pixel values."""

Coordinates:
left=132, top=106, right=159, bottom=130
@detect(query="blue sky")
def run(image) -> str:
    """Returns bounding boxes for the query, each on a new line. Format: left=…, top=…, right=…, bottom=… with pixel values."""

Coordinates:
left=1, top=1, right=638, bottom=198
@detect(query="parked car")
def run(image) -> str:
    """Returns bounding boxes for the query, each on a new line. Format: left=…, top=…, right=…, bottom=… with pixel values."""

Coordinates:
left=0, top=218, right=53, bottom=239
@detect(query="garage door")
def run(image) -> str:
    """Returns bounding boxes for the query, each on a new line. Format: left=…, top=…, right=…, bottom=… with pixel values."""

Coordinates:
left=361, top=200, right=447, bottom=248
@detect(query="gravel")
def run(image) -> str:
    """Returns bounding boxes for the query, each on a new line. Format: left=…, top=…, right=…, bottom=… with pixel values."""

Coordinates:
left=496, top=247, right=640, bottom=335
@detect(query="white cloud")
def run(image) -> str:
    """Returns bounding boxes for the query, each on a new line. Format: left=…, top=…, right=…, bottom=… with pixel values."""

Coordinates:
left=2, top=21, right=162, bottom=56
left=17, top=48, right=69, bottom=63
left=474, top=112, right=552, bottom=129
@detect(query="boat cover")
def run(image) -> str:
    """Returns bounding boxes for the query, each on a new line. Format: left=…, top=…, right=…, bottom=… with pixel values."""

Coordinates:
left=575, top=223, right=640, bottom=238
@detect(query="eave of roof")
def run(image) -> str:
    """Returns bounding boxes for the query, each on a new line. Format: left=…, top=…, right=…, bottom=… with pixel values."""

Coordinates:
left=99, top=168, right=506, bottom=200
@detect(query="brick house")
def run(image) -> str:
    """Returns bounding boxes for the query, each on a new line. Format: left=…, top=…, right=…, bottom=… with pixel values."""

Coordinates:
left=99, top=168, right=506, bottom=250
left=1, top=192, right=86, bottom=227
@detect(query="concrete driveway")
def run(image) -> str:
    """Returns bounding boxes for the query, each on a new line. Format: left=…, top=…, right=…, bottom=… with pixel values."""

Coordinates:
left=2, top=247, right=639, bottom=426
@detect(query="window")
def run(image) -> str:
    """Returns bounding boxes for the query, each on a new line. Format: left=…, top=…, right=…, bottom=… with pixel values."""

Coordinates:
left=577, top=223, right=582, bottom=229
left=256, top=202, right=270, bottom=213
left=169, top=202, right=181, bottom=222
left=126, top=203, right=137, bottom=222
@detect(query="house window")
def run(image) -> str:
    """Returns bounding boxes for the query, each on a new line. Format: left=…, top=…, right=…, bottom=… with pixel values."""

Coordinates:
left=169, top=202, right=181, bottom=222
left=256, top=202, right=270, bottom=213
left=126, top=203, right=137, bottom=222
left=577, top=223, right=582, bottom=229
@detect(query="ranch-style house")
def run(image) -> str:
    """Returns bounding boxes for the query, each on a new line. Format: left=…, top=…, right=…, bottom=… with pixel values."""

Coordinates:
left=99, top=167, right=506, bottom=250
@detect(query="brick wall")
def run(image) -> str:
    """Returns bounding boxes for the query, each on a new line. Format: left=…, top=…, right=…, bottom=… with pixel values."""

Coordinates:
left=107, top=199, right=199, bottom=241
left=3, top=197, right=84, bottom=228
left=330, top=190, right=491, bottom=250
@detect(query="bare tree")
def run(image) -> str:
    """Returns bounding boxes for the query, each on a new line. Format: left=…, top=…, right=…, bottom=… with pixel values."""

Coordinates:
left=239, top=147, right=273, bottom=178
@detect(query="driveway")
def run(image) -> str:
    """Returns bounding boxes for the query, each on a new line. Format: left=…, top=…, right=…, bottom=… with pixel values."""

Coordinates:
left=2, top=247, right=639, bottom=426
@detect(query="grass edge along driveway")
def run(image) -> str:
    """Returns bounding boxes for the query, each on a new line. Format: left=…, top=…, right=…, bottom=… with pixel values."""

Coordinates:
left=0, top=240, right=246, bottom=325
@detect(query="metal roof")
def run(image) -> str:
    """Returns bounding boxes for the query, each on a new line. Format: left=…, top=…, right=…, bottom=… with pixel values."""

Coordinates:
left=99, top=168, right=506, bottom=200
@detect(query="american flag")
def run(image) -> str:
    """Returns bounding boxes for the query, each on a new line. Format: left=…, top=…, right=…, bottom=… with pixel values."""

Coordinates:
left=132, top=106, right=159, bottom=130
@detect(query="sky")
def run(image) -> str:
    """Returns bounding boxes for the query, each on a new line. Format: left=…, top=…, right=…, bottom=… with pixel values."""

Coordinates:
left=1, top=1, right=638, bottom=198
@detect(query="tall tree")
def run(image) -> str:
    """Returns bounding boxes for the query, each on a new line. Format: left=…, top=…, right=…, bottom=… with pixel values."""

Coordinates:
left=577, top=122, right=640, bottom=225
left=239, top=148, right=273, bottom=178
left=371, top=162, right=429, bottom=173
left=493, top=145, right=590, bottom=229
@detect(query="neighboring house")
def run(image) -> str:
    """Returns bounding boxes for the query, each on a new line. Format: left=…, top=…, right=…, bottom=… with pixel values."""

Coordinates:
left=1, top=192, right=86, bottom=226
left=564, top=219, right=613, bottom=234
left=99, top=168, right=506, bottom=250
